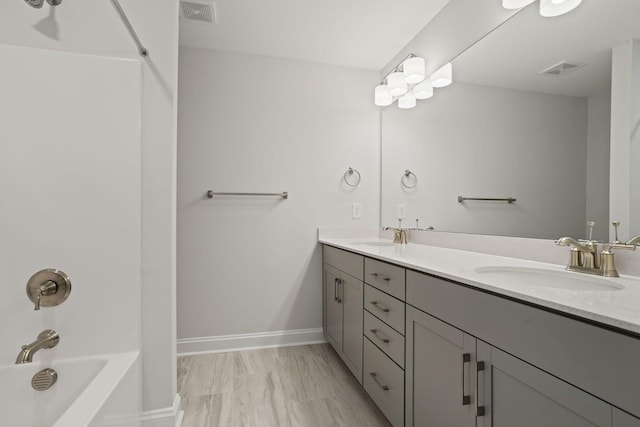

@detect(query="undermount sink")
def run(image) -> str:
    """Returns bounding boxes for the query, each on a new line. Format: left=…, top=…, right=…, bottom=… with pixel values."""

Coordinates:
left=474, top=266, right=625, bottom=292
left=352, top=241, right=395, bottom=247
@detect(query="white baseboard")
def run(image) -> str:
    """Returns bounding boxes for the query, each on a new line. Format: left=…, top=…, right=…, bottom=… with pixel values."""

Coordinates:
left=141, top=394, right=184, bottom=427
left=177, top=328, right=326, bottom=355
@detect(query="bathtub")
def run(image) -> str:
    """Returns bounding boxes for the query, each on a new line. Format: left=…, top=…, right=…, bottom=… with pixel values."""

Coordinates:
left=0, top=351, right=141, bottom=427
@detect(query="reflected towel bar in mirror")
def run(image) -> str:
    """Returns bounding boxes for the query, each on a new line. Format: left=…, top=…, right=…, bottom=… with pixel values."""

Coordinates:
left=458, top=196, right=516, bottom=204
left=207, top=191, right=289, bottom=199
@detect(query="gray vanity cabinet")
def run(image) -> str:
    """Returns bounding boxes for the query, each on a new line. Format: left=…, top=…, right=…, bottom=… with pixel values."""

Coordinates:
left=614, top=410, right=640, bottom=427
left=405, top=306, right=477, bottom=427
left=323, top=246, right=364, bottom=383
left=482, top=342, right=612, bottom=427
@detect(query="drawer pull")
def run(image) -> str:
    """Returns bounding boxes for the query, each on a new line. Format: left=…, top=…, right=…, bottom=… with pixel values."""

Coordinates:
left=462, top=353, right=471, bottom=406
left=369, top=372, right=389, bottom=391
left=371, top=272, right=391, bottom=282
left=369, top=301, right=390, bottom=313
left=369, top=329, right=390, bottom=344
left=476, top=361, right=486, bottom=417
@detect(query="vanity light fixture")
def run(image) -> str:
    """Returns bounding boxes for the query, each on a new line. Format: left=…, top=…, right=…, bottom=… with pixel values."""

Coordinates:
left=374, top=53, right=453, bottom=108
left=502, top=0, right=582, bottom=17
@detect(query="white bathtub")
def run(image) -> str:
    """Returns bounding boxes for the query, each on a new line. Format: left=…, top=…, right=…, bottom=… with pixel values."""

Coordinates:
left=0, top=351, right=141, bottom=427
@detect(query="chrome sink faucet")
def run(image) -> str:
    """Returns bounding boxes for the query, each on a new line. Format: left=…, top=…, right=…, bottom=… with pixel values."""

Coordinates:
left=15, top=330, right=59, bottom=364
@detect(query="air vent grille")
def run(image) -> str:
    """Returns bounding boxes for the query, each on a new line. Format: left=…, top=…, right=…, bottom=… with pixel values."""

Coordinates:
left=540, top=61, right=586, bottom=77
left=180, top=1, right=215, bottom=23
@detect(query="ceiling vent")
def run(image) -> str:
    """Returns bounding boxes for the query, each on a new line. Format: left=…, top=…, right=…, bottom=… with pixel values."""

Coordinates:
left=539, top=61, right=586, bottom=77
left=180, top=1, right=216, bottom=24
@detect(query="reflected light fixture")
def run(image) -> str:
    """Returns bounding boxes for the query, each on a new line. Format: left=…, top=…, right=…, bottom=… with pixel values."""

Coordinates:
left=539, top=0, right=582, bottom=17
left=502, top=0, right=582, bottom=16
left=413, top=78, right=433, bottom=100
left=430, top=63, right=453, bottom=88
left=398, top=92, right=416, bottom=109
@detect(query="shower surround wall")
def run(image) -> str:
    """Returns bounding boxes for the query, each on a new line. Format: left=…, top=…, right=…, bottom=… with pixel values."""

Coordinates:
left=0, top=1, right=180, bottom=426
left=177, top=48, right=380, bottom=352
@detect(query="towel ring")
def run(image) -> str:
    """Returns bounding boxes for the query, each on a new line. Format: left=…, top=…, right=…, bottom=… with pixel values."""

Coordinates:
left=401, top=170, right=417, bottom=189
left=343, top=167, right=361, bottom=187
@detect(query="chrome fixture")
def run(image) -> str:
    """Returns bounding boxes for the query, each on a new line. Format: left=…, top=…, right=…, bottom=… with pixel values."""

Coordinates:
left=556, top=221, right=636, bottom=277
left=110, top=0, right=149, bottom=57
left=458, top=196, right=517, bottom=204
left=16, top=330, right=59, bottom=364
left=207, top=191, right=289, bottom=200
left=626, top=236, right=640, bottom=246
left=32, top=368, right=58, bottom=391
left=24, top=0, right=61, bottom=9
left=26, top=269, right=72, bottom=311
left=343, top=167, right=361, bottom=187
left=401, top=170, right=417, bottom=189
left=384, top=219, right=408, bottom=244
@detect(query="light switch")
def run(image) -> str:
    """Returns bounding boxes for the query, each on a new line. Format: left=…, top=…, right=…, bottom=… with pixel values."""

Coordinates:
left=397, top=204, right=406, bottom=219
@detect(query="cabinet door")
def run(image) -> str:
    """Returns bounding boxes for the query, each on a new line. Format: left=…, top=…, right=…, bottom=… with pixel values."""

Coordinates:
left=341, top=273, right=363, bottom=382
left=323, top=264, right=342, bottom=352
left=482, top=342, right=612, bottom=427
left=614, top=409, right=640, bottom=427
left=406, top=306, right=476, bottom=427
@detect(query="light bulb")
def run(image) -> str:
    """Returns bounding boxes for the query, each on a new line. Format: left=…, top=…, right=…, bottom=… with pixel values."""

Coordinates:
left=430, top=63, right=453, bottom=88
left=374, top=84, right=393, bottom=107
left=403, top=56, right=425, bottom=84
left=539, top=0, right=582, bottom=16
left=388, top=72, right=407, bottom=96
left=413, top=79, right=433, bottom=100
left=398, top=92, right=416, bottom=109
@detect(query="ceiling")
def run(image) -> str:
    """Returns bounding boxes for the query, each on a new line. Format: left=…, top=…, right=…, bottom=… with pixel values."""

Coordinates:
left=178, top=0, right=451, bottom=71
left=454, top=0, right=640, bottom=98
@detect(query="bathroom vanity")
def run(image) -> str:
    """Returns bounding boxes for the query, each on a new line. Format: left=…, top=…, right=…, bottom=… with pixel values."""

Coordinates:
left=321, top=239, right=640, bottom=427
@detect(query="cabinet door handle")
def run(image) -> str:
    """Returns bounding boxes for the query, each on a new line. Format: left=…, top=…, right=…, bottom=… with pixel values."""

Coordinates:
left=334, top=278, right=338, bottom=302
left=462, top=353, right=471, bottom=405
left=369, top=301, right=390, bottom=313
left=370, top=272, right=391, bottom=282
left=369, top=329, right=390, bottom=344
left=369, top=372, right=389, bottom=391
left=336, top=279, right=343, bottom=303
left=476, top=361, right=486, bottom=417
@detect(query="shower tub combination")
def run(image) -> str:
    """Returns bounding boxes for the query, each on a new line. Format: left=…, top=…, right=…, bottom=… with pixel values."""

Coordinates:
left=0, top=351, right=141, bottom=427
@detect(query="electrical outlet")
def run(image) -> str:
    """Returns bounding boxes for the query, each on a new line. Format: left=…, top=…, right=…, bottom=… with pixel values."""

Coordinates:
left=352, top=203, right=362, bottom=219
left=397, top=204, right=406, bottom=219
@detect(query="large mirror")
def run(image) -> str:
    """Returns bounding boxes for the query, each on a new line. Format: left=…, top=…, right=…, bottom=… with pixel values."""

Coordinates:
left=381, top=0, right=640, bottom=241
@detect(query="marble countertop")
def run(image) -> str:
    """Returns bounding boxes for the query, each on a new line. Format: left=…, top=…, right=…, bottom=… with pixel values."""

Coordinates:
left=319, top=236, right=640, bottom=336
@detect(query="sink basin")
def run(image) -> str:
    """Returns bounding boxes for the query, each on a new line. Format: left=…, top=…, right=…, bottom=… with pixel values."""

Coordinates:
left=474, top=266, right=625, bottom=291
left=351, top=241, right=395, bottom=247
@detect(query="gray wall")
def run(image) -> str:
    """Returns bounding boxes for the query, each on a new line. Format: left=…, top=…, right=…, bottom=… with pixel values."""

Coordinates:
left=177, top=48, right=380, bottom=349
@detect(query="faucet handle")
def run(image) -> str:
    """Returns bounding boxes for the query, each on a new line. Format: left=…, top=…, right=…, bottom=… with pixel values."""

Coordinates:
left=587, top=221, right=595, bottom=241
left=612, top=221, right=621, bottom=243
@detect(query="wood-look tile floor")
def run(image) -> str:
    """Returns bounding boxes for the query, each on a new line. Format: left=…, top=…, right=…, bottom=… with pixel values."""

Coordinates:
left=178, top=344, right=392, bottom=427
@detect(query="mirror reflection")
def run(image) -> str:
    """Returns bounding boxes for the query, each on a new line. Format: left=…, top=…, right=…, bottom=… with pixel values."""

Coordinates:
left=381, top=0, right=640, bottom=241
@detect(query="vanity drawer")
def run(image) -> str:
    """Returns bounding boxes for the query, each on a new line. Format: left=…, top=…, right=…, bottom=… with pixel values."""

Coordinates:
left=323, top=245, right=363, bottom=280
left=365, top=258, right=405, bottom=300
left=363, top=339, right=404, bottom=427
left=365, top=284, right=405, bottom=334
left=364, top=311, right=404, bottom=368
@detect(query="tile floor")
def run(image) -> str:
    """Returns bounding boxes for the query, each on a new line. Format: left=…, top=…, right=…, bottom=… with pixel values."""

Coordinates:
left=177, top=343, right=392, bottom=426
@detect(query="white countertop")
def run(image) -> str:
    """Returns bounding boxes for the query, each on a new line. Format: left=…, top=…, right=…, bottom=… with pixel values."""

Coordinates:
left=319, top=237, right=640, bottom=336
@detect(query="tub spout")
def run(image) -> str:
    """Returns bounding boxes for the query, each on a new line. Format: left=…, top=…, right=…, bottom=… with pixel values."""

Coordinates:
left=15, top=330, right=59, bottom=364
